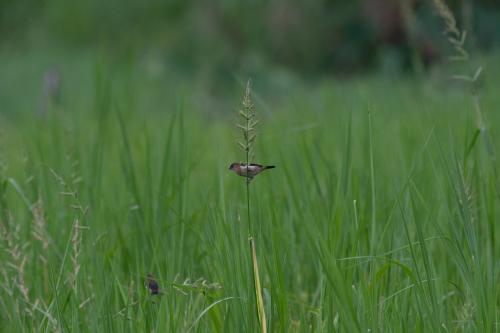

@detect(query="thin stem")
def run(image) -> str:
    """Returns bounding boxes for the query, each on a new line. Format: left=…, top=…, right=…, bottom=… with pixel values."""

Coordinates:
left=246, top=106, right=251, bottom=236
left=244, top=81, right=252, bottom=237
left=247, top=181, right=251, bottom=236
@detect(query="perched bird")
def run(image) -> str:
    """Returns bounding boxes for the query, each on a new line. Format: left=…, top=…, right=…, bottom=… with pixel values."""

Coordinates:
left=229, top=163, right=275, bottom=180
left=146, top=273, right=161, bottom=295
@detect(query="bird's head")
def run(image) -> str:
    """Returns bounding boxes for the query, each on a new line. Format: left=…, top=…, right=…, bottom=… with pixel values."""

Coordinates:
left=228, top=162, right=239, bottom=171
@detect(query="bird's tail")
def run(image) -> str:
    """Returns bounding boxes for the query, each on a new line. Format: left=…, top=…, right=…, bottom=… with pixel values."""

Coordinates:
left=265, top=165, right=276, bottom=170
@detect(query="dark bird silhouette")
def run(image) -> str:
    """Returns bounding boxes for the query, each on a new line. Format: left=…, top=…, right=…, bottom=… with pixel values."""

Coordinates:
left=146, top=273, right=161, bottom=295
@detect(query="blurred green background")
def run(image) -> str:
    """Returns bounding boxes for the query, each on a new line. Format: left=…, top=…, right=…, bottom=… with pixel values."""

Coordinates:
left=0, top=1, right=499, bottom=120
left=2, top=0, right=500, bottom=71
left=1, top=1, right=499, bottom=98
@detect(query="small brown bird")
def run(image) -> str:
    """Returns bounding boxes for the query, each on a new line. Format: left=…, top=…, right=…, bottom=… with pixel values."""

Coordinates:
left=229, top=163, right=275, bottom=180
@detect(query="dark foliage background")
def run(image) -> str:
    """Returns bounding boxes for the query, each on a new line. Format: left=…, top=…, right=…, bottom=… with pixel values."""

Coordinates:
left=1, top=0, right=499, bottom=75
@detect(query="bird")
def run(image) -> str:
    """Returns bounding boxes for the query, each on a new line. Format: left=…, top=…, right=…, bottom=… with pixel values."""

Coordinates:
left=146, top=273, right=161, bottom=295
left=228, top=162, right=275, bottom=181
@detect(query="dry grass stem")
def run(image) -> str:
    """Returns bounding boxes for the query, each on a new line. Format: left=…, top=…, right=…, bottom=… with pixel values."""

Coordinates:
left=0, top=219, right=32, bottom=316
left=31, top=198, right=50, bottom=251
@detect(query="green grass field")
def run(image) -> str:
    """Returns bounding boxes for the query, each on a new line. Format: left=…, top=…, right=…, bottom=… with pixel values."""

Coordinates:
left=0, top=49, right=499, bottom=332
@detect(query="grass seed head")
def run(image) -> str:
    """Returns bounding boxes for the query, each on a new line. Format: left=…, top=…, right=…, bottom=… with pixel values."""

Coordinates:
left=237, top=79, right=257, bottom=163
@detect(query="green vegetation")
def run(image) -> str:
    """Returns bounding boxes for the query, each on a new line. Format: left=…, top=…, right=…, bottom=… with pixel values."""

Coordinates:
left=1, top=1, right=499, bottom=330
left=2, top=1, right=500, bottom=74
left=0, top=50, right=499, bottom=331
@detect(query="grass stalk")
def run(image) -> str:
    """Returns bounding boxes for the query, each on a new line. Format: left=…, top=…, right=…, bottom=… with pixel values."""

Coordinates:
left=237, top=79, right=267, bottom=332
left=249, top=237, right=267, bottom=333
